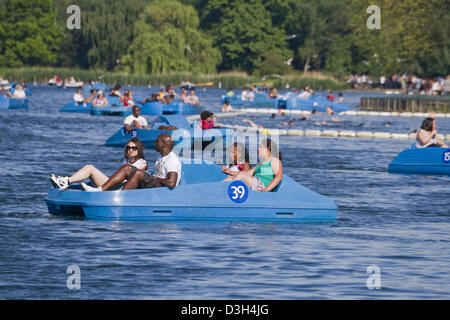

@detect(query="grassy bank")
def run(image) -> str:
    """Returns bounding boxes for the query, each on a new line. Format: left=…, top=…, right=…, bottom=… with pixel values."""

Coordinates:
left=0, top=67, right=350, bottom=90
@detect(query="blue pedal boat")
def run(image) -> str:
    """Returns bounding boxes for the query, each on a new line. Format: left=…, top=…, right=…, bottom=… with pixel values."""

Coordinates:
left=105, top=115, right=234, bottom=149
left=60, top=97, right=133, bottom=116
left=221, top=94, right=279, bottom=108
left=0, top=96, right=29, bottom=110
left=137, top=101, right=200, bottom=115
left=280, top=93, right=350, bottom=113
left=44, top=159, right=338, bottom=222
left=388, top=146, right=450, bottom=176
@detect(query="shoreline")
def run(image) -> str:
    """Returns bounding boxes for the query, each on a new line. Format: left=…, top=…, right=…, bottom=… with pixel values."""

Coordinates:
left=0, top=67, right=350, bottom=91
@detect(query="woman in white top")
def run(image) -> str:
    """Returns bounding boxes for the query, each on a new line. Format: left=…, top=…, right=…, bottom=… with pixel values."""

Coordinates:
left=416, top=118, right=448, bottom=148
left=12, top=85, right=26, bottom=98
left=92, top=91, right=108, bottom=107
left=50, top=138, right=148, bottom=190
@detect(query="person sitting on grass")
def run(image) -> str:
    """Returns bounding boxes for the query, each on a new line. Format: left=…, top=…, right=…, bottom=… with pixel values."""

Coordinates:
left=81, top=133, right=181, bottom=192
left=124, top=106, right=151, bottom=132
left=50, top=138, right=148, bottom=191
left=229, top=138, right=283, bottom=192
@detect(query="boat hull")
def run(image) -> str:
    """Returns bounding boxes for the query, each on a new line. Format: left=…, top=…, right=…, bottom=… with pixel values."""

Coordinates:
left=0, top=97, right=29, bottom=110
left=388, top=148, right=450, bottom=175
left=44, top=161, right=338, bottom=222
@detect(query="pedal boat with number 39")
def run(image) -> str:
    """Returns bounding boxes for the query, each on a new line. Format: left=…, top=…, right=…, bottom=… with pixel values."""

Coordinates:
left=388, top=145, right=450, bottom=175
left=44, top=159, right=338, bottom=222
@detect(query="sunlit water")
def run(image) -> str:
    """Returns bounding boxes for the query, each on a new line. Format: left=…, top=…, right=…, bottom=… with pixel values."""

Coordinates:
left=0, top=85, right=449, bottom=299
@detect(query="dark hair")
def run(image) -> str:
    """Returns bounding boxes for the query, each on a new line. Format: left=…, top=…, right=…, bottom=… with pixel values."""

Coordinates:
left=420, top=117, right=435, bottom=132
left=232, top=142, right=249, bottom=164
left=113, top=84, right=121, bottom=91
left=260, top=138, right=282, bottom=161
left=90, top=89, right=96, bottom=94
left=201, top=110, right=214, bottom=120
left=124, top=137, right=145, bottom=162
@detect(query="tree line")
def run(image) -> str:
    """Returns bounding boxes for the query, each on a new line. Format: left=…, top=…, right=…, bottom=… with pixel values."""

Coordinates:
left=0, top=0, right=448, bottom=78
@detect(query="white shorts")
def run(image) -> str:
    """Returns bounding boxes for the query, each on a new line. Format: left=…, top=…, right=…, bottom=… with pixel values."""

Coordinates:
left=251, top=176, right=266, bottom=191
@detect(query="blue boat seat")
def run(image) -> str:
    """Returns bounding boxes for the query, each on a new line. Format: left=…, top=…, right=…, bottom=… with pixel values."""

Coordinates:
left=272, top=181, right=282, bottom=192
left=109, top=96, right=121, bottom=107
left=152, top=115, right=190, bottom=130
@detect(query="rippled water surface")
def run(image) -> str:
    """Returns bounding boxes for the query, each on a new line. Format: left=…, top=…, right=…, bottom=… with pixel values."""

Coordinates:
left=0, top=86, right=449, bottom=299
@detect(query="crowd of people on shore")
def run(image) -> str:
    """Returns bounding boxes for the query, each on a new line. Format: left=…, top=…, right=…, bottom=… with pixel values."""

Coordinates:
left=346, top=74, right=450, bottom=95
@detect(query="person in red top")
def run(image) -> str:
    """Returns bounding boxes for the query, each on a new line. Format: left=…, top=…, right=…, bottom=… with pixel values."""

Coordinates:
left=326, top=90, right=335, bottom=101
left=199, top=111, right=223, bottom=129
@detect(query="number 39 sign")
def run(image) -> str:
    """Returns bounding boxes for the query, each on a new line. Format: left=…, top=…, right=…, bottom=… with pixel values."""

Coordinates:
left=443, top=149, right=450, bottom=163
left=228, top=181, right=249, bottom=203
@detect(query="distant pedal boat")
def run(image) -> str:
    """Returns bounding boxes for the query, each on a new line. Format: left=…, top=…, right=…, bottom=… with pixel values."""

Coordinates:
left=388, top=146, right=450, bottom=176
left=44, top=159, right=338, bottom=222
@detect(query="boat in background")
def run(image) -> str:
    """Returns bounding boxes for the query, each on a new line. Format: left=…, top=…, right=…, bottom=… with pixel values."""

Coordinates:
left=137, top=101, right=200, bottom=115
left=105, top=114, right=233, bottom=149
left=221, top=93, right=279, bottom=108
left=60, top=96, right=132, bottom=116
left=388, top=145, right=450, bottom=175
left=44, top=159, right=338, bottom=222
left=0, top=96, right=29, bottom=110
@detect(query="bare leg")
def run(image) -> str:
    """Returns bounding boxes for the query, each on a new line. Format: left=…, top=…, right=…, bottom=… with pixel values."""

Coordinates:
left=101, top=164, right=133, bottom=191
left=69, top=164, right=108, bottom=187
left=233, top=172, right=254, bottom=188
left=122, top=170, right=146, bottom=190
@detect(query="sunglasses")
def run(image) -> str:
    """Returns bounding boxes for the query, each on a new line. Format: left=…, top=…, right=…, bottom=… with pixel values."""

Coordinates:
left=126, top=145, right=138, bottom=151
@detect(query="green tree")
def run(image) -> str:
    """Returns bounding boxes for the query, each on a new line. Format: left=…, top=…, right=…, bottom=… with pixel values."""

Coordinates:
left=201, top=0, right=292, bottom=74
left=120, top=0, right=221, bottom=74
left=350, top=0, right=450, bottom=77
left=0, top=0, right=61, bottom=67
left=281, top=0, right=353, bottom=76
left=53, top=0, right=150, bottom=70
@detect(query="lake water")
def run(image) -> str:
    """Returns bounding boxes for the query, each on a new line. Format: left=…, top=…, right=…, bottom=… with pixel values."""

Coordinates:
left=0, top=85, right=449, bottom=299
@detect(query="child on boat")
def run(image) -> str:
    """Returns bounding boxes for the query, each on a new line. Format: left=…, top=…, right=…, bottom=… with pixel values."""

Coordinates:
left=199, top=111, right=223, bottom=129
left=222, top=143, right=251, bottom=181
left=229, top=138, right=283, bottom=192
left=92, top=91, right=108, bottom=107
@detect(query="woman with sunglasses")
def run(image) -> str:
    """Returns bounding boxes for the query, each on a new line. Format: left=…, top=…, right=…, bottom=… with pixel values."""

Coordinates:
left=50, top=138, right=147, bottom=191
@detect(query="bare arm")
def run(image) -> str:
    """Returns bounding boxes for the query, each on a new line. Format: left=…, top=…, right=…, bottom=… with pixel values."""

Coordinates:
left=156, top=172, right=178, bottom=189
left=243, top=119, right=258, bottom=128
left=262, top=158, right=283, bottom=192
left=417, top=130, right=436, bottom=145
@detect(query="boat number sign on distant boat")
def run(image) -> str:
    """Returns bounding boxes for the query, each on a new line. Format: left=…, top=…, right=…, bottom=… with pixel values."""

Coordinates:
left=443, top=149, right=450, bottom=163
left=228, top=181, right=249, bottom=203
